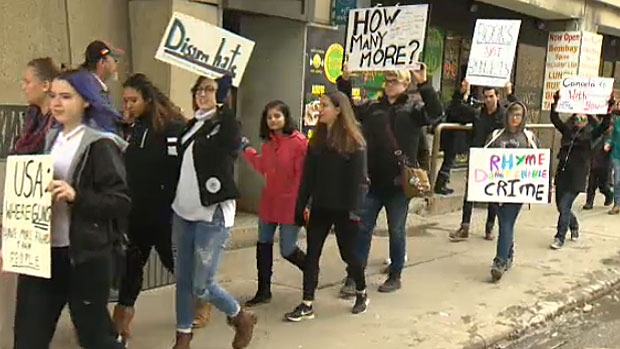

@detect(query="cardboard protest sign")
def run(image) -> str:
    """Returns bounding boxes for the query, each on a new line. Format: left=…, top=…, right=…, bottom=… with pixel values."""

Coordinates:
left=155, top=12, right=255, bottom=87
left=467, top=148, right=551, bottom=204
left=555, top=77, right=614, bottom=114
left=2, top=155, right=53, bottom=278
left=466, top=19, right=521, bottom=87
left=345, top=4, right=429, bottom=72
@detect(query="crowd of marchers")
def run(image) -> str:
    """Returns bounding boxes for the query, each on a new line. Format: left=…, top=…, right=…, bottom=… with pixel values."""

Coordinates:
left=2, top=38, right=620, bottom=349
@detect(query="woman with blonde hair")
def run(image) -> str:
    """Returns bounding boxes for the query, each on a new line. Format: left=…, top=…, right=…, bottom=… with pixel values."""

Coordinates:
left=285, top=91, right=369, bottom=321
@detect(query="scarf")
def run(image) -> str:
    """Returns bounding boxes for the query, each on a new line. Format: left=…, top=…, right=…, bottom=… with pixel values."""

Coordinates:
left=13, top=106, right=55, bottom=155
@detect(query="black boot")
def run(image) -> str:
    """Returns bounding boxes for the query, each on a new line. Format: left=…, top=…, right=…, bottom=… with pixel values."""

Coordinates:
left=378, top=269, right=402, bottom=293
left=245, top=242, right=273, bottom=307
left=434, top=175, right=454, bottom=195
left=284, top=247, right=306, bottom=271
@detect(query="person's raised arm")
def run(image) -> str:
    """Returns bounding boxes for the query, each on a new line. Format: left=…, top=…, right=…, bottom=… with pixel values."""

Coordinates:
left=550, top=91, right=569, bottom=134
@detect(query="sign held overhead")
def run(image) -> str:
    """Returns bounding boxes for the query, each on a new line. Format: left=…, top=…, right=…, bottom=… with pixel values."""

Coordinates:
left=155, top=12, right=255, bottom=87
left=345, top=4, right=429, bottom=72
left=466, top=19, right=521, bottom=87
left=555, top=76, right=614, bottom=115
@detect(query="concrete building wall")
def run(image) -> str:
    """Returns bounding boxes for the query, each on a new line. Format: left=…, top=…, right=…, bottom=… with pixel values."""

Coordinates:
left=235, top=15, right=306, bottom=212
left=66, top=0, right=132, bottom=109
left=128, top=0, right=172, bottom=92
left=0, top=0, right=70, bottom=105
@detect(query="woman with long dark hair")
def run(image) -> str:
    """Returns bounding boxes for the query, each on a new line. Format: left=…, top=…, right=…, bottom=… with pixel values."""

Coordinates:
left=170, top=75, right=256, bottom=349
left=13, top=69, right=130, bottom=349
left=112, top=73, right=187, bottom=342
left=284, top=91, right=369, bottom=321
left=241, top=100, right=307, bottom=306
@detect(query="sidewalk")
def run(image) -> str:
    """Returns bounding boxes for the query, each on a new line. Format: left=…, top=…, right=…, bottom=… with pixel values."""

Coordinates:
left=50, top=195, right=620, bottom=349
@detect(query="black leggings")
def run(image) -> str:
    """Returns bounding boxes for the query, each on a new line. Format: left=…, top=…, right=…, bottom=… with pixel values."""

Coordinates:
left=13, top=248, right=123, bottom=349
left=118, top=219, right=174, bottom=307
left=303, top=207, right=366, bottom=301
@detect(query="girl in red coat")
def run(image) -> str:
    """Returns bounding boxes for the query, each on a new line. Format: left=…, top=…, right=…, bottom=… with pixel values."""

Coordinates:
left=241, top=100, right=308, bottom=306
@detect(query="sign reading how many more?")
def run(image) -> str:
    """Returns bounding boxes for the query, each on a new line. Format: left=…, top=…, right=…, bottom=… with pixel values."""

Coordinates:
left=345, top=4, right=429, bottom=72
left=2, top=155, right=53, bottom=278
left=467, top=148, right=551, bottom=204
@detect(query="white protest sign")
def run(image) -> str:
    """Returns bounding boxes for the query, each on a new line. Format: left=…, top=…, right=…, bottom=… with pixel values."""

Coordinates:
left=155, top=12, right=255, bottom=87
left=555, top=77, right=614, bottom=114
left=2, top=155, right=53, bottom=278
left=466, top=19, right=521, bottom=87
left=345, top=4, right=429, bottom=72
left=467, top=148, right=551, bottom=204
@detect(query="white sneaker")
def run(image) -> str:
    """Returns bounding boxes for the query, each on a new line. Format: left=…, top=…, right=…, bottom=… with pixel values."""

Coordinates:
left=383, top=255, right=408, bottom=265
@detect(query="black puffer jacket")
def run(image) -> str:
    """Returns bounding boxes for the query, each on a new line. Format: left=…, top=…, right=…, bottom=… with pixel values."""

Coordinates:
left=550, top=107, right=610, bottom=193
left=337, top=78, right=443, bottom=194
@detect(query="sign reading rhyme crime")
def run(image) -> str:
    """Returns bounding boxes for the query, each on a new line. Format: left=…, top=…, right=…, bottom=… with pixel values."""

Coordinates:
left=345, top=4, right=429, bottom=72
left=155, top=12, right=255, bottom=87
left=467, top=148, right=551, bottom=204
left=466, top=19, right=521, bottom=87
left=2, top=155, right=53, bottom=278
left=556, top=77, right=614, bottom=115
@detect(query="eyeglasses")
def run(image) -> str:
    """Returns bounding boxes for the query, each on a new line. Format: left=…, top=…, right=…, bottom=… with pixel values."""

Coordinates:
left=385, top=79, right=402, bottom=85
left=195, top=86, right=216, bottom=95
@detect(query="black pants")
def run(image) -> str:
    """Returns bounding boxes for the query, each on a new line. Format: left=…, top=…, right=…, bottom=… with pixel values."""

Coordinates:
left=586, top=167, right=613, bottom=203
left=303, top=207, right=366, bottom=301
left=118, top=219, right=174, bottom=307
left=461, top=178, right=498, bottom=227
left=14, top=247, right=123, bottom=349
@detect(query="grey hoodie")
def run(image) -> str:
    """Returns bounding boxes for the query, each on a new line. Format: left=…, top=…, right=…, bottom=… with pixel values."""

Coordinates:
left=486, top=101, right=538, bottom=149
left=44, top=126, right=128, bottom=185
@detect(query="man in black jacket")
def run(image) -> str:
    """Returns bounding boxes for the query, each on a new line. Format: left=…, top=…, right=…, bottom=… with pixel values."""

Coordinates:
left=337, top=64, right=443, bottom=293
left=449, top=79, right=517, bottom=242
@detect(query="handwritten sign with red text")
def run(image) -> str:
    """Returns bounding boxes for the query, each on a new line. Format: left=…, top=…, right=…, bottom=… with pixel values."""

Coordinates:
left=466, top=19, right=521, bottom=87
left=556, top=77, right=614, bottom=114
left=467, top=148, right=551, bottom=204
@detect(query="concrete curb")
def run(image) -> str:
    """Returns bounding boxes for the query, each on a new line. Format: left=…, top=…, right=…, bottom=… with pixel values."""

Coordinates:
left=461, top=267, right=620, bottom=349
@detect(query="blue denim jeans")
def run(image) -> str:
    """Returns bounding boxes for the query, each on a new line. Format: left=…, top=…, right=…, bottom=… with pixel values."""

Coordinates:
left=258, top=221, right=301, bottom=257
left=354, top=190, right=410, bottom=275
left=613, top=159, right=620, bottom=205
left=494, top=203, right=523, bottom=267
left=554, top=188, right=579, bottom=242
left=172, top=208, right=240, bottom=331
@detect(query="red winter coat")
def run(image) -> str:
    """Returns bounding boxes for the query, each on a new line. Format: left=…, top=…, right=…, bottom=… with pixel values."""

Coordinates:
left=242, top=131, right=307, bottom=224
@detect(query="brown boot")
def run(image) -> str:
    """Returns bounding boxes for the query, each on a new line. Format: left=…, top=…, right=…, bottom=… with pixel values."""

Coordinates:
left=449, top=224, right=469, bottom=242
left=192, top=300, right=212, bottom=329
left=172, top=332, right=192, bottom=349
left=112, top=305, right=134, bottom=340
left=609, top=206, right=620, bottom=215
left=228, top=309, right=258, bottom=349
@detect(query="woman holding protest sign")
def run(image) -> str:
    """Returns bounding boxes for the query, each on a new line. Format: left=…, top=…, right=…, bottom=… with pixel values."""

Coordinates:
left=13, top=69, right=130, bottom=349
left=549, top=91, right=612, bottom=250
left=484, top=101, right=539, bottom=282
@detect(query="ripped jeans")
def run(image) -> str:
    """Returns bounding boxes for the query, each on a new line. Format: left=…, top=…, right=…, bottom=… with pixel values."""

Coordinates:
left=172, top=208, right=240, bottom=331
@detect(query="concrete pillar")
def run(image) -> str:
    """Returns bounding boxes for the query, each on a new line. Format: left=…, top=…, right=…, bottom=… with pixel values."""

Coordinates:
left=235, top=15, right=306, bottom=212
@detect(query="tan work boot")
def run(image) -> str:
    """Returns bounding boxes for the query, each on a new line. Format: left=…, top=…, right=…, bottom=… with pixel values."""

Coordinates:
left=228, top=309, right=258, bottom=349
left=449, top=224, right=470, bottom=242
left=609, top=206, right=620, bottom=215
left=192, top=300, right=212, bottom=328
left=172, top=332, right=192, bottom=349
left=112, top=305, right=134, bottom=341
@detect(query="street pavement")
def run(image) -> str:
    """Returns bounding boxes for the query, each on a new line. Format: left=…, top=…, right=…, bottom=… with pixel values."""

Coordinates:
left=504, top=286, right=620, bottom=349
left=48, top=194, right=620, bottom=349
